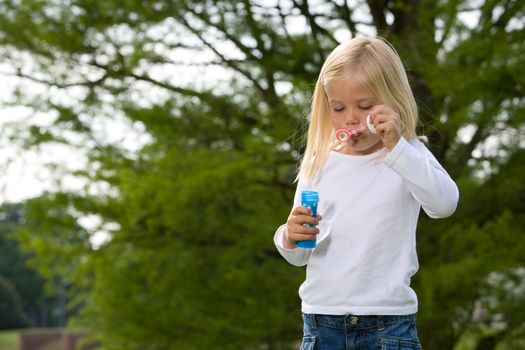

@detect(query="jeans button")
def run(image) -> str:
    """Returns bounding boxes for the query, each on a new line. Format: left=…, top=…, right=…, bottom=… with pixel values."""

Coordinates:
left=350, top=316, right=358, bottom=325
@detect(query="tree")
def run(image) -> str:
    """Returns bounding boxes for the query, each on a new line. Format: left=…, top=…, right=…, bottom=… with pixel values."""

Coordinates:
left=0, top=203, right=69, bottom=327
left=0, top=275, right=29, bottom=330
left=0, top=0, right=523, bottom=349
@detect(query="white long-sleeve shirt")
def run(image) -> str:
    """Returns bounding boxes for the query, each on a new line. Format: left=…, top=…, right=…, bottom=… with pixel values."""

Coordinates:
left=274, top=137, right=459, bottom=315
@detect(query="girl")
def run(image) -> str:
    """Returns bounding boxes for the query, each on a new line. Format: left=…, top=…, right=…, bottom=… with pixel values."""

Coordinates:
left=273, top=36, right=459, bottom=349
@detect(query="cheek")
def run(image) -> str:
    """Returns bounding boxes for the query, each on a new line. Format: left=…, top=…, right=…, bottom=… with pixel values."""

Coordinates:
left=331, top=113, right=343, bottom=127
left=367, top=133, right=381, bottom=142
left=361, top=134, right=382, bottom=148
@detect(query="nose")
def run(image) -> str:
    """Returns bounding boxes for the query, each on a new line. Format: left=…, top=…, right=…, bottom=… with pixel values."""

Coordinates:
left=344, top=109, right=360, bottom=125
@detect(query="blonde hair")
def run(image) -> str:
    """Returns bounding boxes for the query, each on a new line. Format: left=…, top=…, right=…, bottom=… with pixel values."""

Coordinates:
left=297, top=36, right=420, bottom=184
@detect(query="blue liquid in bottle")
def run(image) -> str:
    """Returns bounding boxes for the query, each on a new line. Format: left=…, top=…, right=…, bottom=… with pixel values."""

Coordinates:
left=296, top=190, right=319, bottom=249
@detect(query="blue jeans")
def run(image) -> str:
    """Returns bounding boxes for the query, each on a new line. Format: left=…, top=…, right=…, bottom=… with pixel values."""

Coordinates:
left=300, top=313, right=422, bottom=350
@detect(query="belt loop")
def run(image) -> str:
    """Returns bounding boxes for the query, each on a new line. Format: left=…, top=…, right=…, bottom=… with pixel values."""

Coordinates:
left=310, top=314, right=318, bottom=330
left=377, top=315, right=384, bottom=331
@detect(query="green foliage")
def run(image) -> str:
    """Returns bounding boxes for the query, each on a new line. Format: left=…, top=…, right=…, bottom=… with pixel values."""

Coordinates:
left=0, top=205, right=43, bottom=306
left=0, top=0, right=524, bottom=349
left=0, top=276, right=29, bottom=330
left=0, top=204, right=64, bottom=327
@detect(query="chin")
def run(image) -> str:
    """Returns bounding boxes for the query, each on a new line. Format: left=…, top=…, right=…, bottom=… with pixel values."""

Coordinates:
left=349, top=140, right=383, bottom=154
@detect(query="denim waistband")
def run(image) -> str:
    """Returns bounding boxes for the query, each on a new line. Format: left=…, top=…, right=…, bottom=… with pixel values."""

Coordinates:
left=302, top=313, right=416, bottom=331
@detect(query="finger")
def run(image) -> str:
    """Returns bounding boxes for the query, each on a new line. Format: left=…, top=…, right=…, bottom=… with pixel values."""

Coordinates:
left=292, top=205, right=314, bottom=216
left=370, top=111, right=388, bottom=128
left=371, top=104, right=394, bottom=117
left=369, top=105, right=384, bottom=123
left=290, top=224, right=319, bottom=236
left=375, top=123, right=390, bottom=138
left=371, top=112, right=393, bottom=126
left=294, top=233, right=318, bottom=242
left=303, top=215, right=321, bottom=226
left=370, top=105, right=398, bottom=123
left=369, top=115, right=386, bottom=135
left=290, top=214, right=319, bottom=226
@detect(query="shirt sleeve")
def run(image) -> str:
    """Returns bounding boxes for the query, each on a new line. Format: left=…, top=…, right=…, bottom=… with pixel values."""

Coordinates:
left=273, top=224, right=312, bottom=266
left=383, top=137, right=459, bottom=218
left=273, top=181, right=314, bottom=266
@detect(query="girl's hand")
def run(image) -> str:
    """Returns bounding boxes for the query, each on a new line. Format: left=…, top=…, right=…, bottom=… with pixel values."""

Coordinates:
left=369, top=104, right=401, bottom=150
left=283, top=206, right=322, bottom=249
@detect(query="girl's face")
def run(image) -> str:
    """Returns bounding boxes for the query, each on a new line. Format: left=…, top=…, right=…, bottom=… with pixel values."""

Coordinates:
left=325, top=77, right=383, bottom=155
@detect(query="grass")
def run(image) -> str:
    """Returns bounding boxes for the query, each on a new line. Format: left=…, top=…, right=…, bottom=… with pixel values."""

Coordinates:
left=0, top=329, right=19, bottom=350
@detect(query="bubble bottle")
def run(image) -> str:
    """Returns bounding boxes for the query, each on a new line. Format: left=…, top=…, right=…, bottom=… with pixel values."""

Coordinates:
left=296, top=190, right=319, bottom=248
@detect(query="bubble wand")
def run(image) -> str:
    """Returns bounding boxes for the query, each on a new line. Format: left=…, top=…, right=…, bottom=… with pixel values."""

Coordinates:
left=335, top=114, right=377, bottom=142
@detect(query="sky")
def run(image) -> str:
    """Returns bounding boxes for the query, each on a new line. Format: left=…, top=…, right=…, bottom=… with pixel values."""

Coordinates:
left=0, top=83, right=87, bottom=204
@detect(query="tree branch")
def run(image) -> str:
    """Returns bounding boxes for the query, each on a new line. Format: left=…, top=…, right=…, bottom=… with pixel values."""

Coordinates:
left=493, top=0, right=523, bottom=29
left=242, top=0, right=280, bottom=106
left=177, top=15, right=267, bottom=96
left=5, top=69, right=108, bottom=89
left=331, top=0, right=357, bottom=35
left=184, top=3, right=259, bottom=62
left=291, top=0, right=338, bottom=59
left=366, top=0, right=388, bottom=34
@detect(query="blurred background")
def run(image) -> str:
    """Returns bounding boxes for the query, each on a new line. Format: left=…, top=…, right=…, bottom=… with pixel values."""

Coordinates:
left=0, top=0, right=523, bottom=349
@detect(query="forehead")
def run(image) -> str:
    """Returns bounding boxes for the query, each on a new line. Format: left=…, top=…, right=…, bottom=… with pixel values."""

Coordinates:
left=324, top=77, right=375, bottom=102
